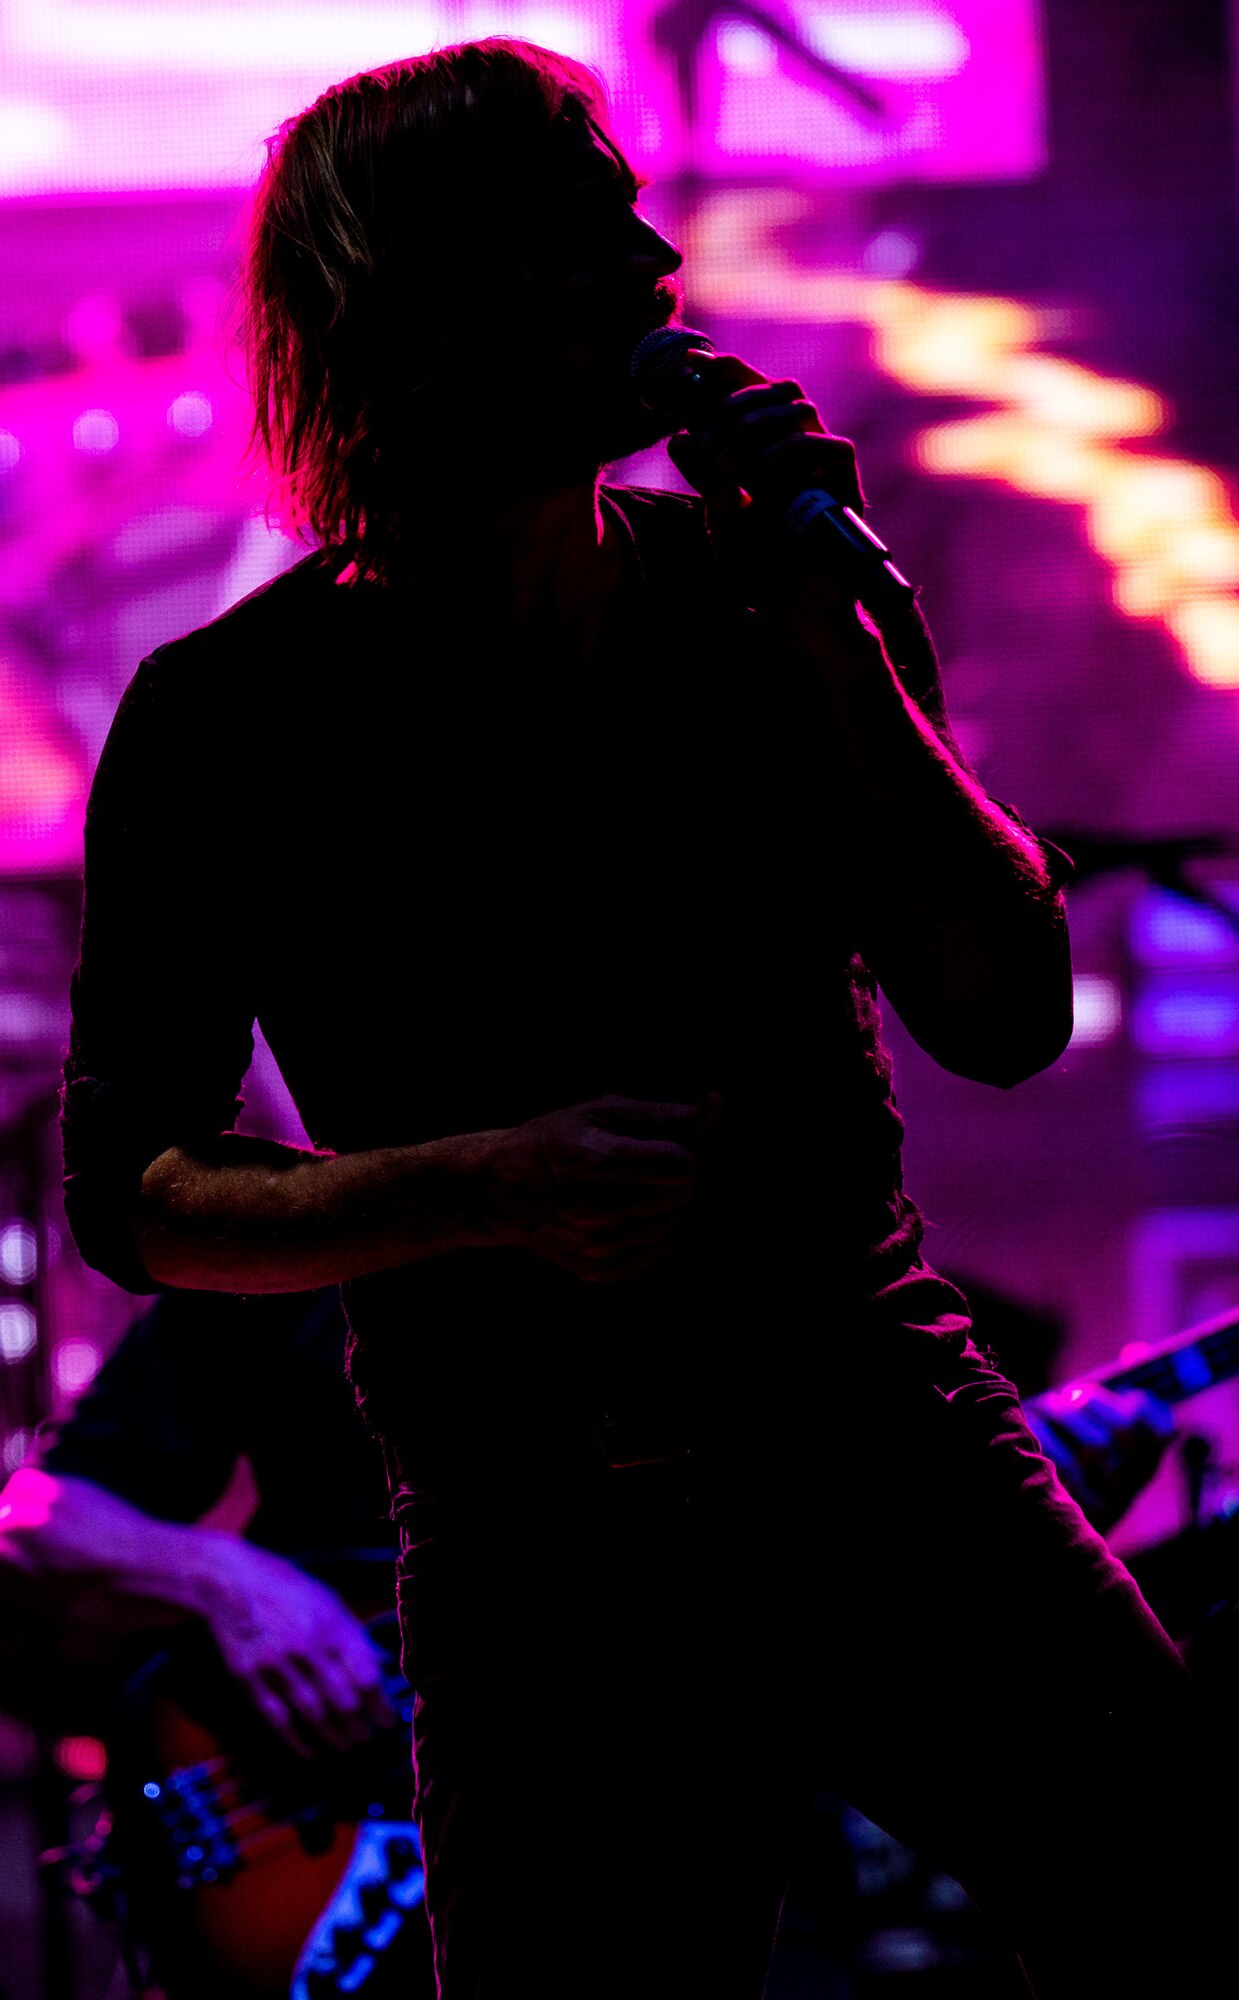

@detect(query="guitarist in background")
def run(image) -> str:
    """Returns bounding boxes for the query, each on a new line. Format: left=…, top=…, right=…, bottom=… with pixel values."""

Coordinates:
left=0, top=1287, right=431, bottom=1999
left=0, top=1288, right=394, bottom=1757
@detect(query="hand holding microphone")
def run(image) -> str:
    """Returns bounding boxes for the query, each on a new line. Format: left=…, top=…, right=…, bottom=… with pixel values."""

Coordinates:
left=630, top=325, right=916, bottom=617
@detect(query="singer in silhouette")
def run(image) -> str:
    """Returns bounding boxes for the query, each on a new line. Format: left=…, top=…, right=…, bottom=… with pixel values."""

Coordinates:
left=60, top=39, right=1234, bottom=2000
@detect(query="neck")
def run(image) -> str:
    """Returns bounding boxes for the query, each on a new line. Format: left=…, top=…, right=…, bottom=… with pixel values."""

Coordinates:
left=486, top=481, right=615, bottom=626
left=402, top=478, right=621, bottom=634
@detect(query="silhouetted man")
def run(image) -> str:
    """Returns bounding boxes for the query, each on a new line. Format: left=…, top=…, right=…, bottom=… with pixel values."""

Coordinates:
left=60, top=38, right=1233, bottom=1998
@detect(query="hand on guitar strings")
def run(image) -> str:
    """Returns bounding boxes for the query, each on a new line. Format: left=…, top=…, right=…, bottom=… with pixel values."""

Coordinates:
left=200, top=1536, right=393, bottom=1757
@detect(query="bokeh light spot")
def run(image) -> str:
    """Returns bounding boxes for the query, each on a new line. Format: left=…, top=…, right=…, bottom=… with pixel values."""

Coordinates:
left=0, top=1302, right=38, bottom=1362
left=1069, top=974, right=1123, bottom=1048
left=2, top=1429, right=33, bottom=1475
left=72, top=408, right=120, bottom=456
left=167, top=390, right=213, bottom=439
left=0, top=1221, right=37, bottom=1286
left=54, top=1338, right=101, bottom=1396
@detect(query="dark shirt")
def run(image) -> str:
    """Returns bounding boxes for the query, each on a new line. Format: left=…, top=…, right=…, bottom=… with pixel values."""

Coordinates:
left=62, top=487, right=965, bottom=1480
left=35, top=1289, right=393, bottom=1562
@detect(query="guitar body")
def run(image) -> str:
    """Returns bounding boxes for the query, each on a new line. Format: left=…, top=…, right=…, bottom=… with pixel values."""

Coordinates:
left=103, top=1616, right=433, bottom=1999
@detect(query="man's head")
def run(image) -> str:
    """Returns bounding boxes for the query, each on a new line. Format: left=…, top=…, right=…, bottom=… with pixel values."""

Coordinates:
left=241, top=39, right=682, bottom=579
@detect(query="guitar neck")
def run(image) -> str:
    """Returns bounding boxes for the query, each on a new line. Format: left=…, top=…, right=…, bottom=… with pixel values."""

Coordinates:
left=1070, top=1307, right=1239, bottom=1408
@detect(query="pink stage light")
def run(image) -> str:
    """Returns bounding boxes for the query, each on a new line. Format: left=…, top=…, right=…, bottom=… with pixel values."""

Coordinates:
left=0, top=649, right=91, bottom=872
left=55, top=1736, right=107, bottom=1782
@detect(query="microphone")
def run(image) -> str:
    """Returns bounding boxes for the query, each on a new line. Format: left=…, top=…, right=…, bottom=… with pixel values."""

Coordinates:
left=630, top=323, right=917, bottom=616
left=1040, top=830, right=1233, bottom=889
left=1040, top=828, right=1239, bottom=935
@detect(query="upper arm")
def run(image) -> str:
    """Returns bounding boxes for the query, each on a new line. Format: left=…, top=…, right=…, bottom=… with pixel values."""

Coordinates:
left=852, top=602, right=1074, bottom=1082
left=62, top=652, right=257, bottom=1291
left=878, top=597, right=972, bottom=769
left=879, top=598, right=1074, bottom=896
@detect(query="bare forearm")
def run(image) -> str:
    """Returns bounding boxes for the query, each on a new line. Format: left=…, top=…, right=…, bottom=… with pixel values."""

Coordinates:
left=0, top=1469, right=382, bottom=1756
left=663, top=350, right=1069, bottom=1082
left=0, top=1470, right=234, bottom=1629
left=133, top=1126, right=502, bottom=1292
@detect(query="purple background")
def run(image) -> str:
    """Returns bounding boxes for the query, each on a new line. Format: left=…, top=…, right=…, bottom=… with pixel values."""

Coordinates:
left=3, top=4, right=1239, bottom=1992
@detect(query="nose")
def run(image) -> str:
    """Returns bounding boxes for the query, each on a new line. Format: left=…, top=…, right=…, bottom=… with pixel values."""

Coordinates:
left=629, top=212, right=682, bottom=277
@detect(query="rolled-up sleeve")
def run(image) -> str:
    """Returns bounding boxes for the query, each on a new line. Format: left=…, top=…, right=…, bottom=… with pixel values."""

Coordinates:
left=62, top=647, right=257, bottom=1292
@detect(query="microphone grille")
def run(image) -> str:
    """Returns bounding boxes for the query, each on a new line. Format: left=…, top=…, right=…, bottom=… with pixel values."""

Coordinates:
left=630, top=324, right=715, bottom=404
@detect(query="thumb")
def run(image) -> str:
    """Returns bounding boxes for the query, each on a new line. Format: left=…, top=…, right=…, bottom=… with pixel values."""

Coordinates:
left=643, top=1088, right=719, bottom=1136
left=592, top=1091, right=723, bottom=1133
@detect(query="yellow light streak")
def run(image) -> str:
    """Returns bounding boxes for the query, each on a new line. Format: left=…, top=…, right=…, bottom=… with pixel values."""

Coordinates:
left=684, top=190, right=1239, bottom=689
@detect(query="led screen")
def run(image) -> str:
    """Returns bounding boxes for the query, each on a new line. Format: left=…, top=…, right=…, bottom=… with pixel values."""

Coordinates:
left=0, top=1, right=1045, bottom=194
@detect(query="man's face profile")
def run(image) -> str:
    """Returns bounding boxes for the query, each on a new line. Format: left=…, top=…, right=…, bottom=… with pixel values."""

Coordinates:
left=474, top=102, right=686, bottom=476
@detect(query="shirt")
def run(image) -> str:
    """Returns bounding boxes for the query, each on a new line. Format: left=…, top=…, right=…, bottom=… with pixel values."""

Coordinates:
left=63, top=486, right=964, bottom=1482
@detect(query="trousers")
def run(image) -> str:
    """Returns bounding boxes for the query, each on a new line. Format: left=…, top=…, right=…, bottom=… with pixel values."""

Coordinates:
left=386, top=1325, right=1236, bottom=1998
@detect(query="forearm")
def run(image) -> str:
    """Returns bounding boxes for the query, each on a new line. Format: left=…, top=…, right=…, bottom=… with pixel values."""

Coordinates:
left=133, top=1125, right=503, bottom=1292
left=0, top=1470, right=237, bottom=1631
left=2, top=1469, right=393, bottom=1750
left=774, top=589, right=1072, bottom=1083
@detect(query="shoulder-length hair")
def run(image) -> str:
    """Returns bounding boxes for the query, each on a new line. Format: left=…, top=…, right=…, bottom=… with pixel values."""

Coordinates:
left=240, top=39, right=607, bottom=580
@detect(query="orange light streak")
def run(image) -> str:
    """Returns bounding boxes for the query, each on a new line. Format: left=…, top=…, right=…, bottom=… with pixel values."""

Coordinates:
left=684, top=190, right=1239, bottom=689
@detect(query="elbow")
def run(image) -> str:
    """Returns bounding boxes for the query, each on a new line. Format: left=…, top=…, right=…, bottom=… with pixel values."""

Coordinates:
left=939, top=913, right=1074, bottom=1087
left=63, top=1173, right=166, bottom=1296
left=875, top=895, right=1074, bottom=1089
left=902, top=947, right=1074, bottom=1088
left=991, top=946, right=1075, bottom=1086
left=934, top=983, right=1074, bottom=1090
left=999, top=1016, right=1074, bottom=1088
left=966, top=1039, right=1068, bottom=1092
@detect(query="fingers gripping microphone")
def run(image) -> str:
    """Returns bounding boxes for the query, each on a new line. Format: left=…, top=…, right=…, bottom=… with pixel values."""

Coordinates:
left=630, top=324, right=917, bottom=616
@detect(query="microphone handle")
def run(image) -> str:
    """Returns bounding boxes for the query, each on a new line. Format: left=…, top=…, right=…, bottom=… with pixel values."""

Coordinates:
left=782, top=488, right=918, bottom=616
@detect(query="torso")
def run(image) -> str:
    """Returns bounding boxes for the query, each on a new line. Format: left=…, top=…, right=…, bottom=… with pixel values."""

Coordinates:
left=160, top=489, right=924, bottom=1466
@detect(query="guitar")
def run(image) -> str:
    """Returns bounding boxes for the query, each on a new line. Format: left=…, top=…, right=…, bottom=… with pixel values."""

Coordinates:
left=1029, top=1302, right=1239, bottom=1415
left=88, top=1610, right=435, bottom=1999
